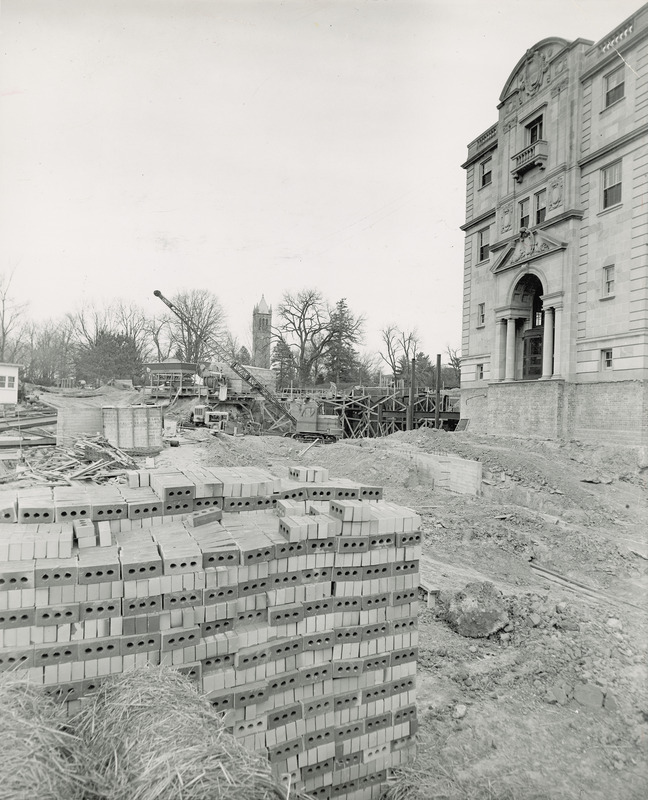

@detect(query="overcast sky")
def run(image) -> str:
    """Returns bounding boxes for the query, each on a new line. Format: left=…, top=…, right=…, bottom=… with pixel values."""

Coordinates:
left=0, top=0, right=641, bottom=358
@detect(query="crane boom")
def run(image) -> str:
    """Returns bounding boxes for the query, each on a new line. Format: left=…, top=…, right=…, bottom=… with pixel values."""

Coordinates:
left=153, top=290, right=296, bottom=424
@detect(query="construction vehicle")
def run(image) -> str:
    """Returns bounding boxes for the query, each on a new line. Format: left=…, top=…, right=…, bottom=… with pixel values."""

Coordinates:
left=154, top=290, right=344, bottom=442
left=287, top=397, right=343, bottom=443
left=191, top=404, right=230, bottom=431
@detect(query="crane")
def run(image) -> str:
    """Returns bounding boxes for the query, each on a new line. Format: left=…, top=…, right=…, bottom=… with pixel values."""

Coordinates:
left=153, top=290, right=296, bottom=426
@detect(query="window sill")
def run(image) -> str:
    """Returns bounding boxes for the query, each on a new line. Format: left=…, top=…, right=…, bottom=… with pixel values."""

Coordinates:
left=478, top=181, right=492, bottom=192
left=597, top=203, right=622, bottom=217
left=600, top=97, right=624, bottom=114
left=476, top=258, right=490, bottom=266
left=476, top=324, right=485, bottom=329
left=599, top=294, right=615, bottom=301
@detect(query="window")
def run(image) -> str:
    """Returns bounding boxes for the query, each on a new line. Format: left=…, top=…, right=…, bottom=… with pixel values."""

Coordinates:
left=535, top=190, right=547, bottom=225
left=527, top=116, right=543, bottom=144
left=603, top=265, right=615, bottom=296
left=0, top=376, right=5, bottom=388
left=476, top=363, right=484, bottom=380
left=602, top=161, right=622, bottom=209
left=477, top=303, right=485, bottom=326
left=480, top=157, right=492, bottom=187
left=519, top=198, right=530, bottom=229
left=601, top=349, right=613, bottom=370
left=605, top=66, right=625, bottom=108
left=7, top=377, right=15, bottom=389
left=478, top=228, right=490, bottom=261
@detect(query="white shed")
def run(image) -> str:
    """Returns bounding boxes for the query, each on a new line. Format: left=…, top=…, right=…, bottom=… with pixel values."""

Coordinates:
left=0, top=363, right=21, bottom=405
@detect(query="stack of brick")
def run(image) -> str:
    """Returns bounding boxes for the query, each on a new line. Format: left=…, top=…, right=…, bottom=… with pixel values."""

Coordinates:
left=0, top=465, right=420, bottom=800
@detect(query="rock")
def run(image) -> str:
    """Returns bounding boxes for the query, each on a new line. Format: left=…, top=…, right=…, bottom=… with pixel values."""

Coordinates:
left=557, top=618, right=580, bottom=632
left=604, top=692, right=618, bottom=712
left=573, top=682, right=604, bottom=709
left=528, top=613, right=542, bottom=627
left=548, top=683, right=570, bottom=706
left=444, top=582, right=510, bottom=639
left=606, top=618, right=623, bottom=631
left=453, top=704, right=467, bottom=720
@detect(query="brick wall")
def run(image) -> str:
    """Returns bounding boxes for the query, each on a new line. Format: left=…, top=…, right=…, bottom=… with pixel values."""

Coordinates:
left=487, top=380, right=566, bottom=439
left=459, top=387, right=489, bottom=432
left=573, top=380, right=648, bottom=445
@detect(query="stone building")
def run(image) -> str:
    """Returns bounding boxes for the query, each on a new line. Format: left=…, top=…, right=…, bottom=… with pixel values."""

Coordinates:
left=460, top=4, right=648, bottom=445
left=252, top=295, right=272, bottom=369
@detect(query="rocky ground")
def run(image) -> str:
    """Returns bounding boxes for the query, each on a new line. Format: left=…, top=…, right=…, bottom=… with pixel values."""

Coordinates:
left=153, top=424, right=647, bottom=800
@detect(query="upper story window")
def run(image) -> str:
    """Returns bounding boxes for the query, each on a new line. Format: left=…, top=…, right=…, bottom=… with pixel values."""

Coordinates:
left=526, top=116, right=543, bottom=145
left=478, top=228, right=490, bottom=262
left=0, top=376, right=5, bottom=388
left=601, top=349, right=613, bottom=371
left=476, top=363, right=484, bottom=380
left=603, top=265, right=615, bottom=297
left=535, top=189, right=547, bottom=225
left=480, top=157, right=492, bottom=187
left=519, top=198, right=530, bottom=229
left=605, top=66, right=625, bottom=108
left=477, top=303, right=485, bottom=326
left=602, top=161, right=622, bottom=209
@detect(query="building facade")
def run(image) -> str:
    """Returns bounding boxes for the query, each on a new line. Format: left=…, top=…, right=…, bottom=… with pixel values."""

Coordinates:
left=0, top=363, right=20, bottom=405
left=460, top=4, right=648, bottom=445
left=252, top=296, right=272, bottom=370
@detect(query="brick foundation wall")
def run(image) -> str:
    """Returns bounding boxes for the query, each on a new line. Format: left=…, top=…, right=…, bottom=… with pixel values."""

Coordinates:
left=572, top=380, right=648, bottom=445
left=487, top=380, right=566, bottom=439
left=459, top=387, right=489, bottom=432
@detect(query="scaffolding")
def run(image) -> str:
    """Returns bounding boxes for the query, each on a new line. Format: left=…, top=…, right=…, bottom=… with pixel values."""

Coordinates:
left=321, top=389, right=460, bottom=439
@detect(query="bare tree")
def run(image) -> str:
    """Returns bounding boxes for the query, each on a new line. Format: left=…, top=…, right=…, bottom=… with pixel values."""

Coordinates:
left=0, top=272, right=27, bottom=361
left=397, top=328, right=420, bottom=382
left=274, top=289, right=335, bottom=386
left=379, top=324, right=402, bottom=381
left=167, top=289, right=226, bottom=364
left=445, top=345, right=461, bottom=385
left=18, top=319, right=75, bottom=385
left=145, top=316, right=174, bottom=362
left=379, top=325, right=420, bottom=382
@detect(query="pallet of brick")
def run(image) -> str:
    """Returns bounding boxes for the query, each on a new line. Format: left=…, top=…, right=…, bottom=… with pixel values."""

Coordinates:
left=0, top=478, right=420, bottom=799
left=0, top=490, right=17, bottom=523
left=149, top=472, right=196, bottom=504
left=16, top=487, right=55, bottom=524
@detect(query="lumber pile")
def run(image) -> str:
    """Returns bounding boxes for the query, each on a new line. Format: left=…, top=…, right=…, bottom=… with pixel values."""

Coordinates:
left=0, top=464, right=420, bottom=800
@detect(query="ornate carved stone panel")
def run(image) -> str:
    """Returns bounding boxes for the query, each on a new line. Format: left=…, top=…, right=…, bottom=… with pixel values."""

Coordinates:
left=548, top=176, right=564, bottom=210
left=500, top=202, right=514, bottom=234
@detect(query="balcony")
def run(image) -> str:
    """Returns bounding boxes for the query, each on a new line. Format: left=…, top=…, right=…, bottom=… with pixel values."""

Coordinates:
left=511, top=140, right=548, bottom=182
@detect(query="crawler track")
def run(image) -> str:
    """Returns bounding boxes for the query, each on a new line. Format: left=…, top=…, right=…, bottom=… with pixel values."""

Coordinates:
left=530, top=561, right=644, bottom=611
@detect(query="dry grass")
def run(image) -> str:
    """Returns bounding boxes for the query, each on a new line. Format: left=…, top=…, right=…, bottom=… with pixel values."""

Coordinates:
left=0, top=674, right=88, bottom=800
left=71, top=665, right=300, bottom=800
left=381, top=727, right=550, bottom=800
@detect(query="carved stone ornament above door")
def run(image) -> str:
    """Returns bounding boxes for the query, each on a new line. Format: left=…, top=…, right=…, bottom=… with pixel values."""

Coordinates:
left=491, top=228, right=566, bottom=274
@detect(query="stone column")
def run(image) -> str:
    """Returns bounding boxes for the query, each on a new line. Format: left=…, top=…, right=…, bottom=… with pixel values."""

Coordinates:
left=541, top=306, right=555, bottom=378
left=504, top=317, right=516, bottom=381
left=552, top=306, right=562, bottom=377
left=493, top=319, right=504, bottom=380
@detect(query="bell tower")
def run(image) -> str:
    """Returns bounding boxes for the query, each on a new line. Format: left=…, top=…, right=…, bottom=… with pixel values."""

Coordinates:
left=252, top=296, right=272, bottom=369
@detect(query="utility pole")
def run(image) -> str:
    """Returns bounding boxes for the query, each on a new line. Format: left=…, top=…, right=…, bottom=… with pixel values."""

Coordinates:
left=434, top=353, right=441, bottom=429
left=406, top=357, right=416, bottom=430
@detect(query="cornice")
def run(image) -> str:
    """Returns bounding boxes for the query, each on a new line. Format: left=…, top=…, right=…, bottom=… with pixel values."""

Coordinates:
left=460, top=208, right=497, bottom=232
left=578, top=123, right=648, bottom=168
left=461, top=140, right=499, bottom=170
left=580, top=24, right=648, bottom=83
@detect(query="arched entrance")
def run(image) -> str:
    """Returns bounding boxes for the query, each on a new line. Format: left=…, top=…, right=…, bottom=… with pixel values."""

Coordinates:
left=512, top=274, right=545, bottom=380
